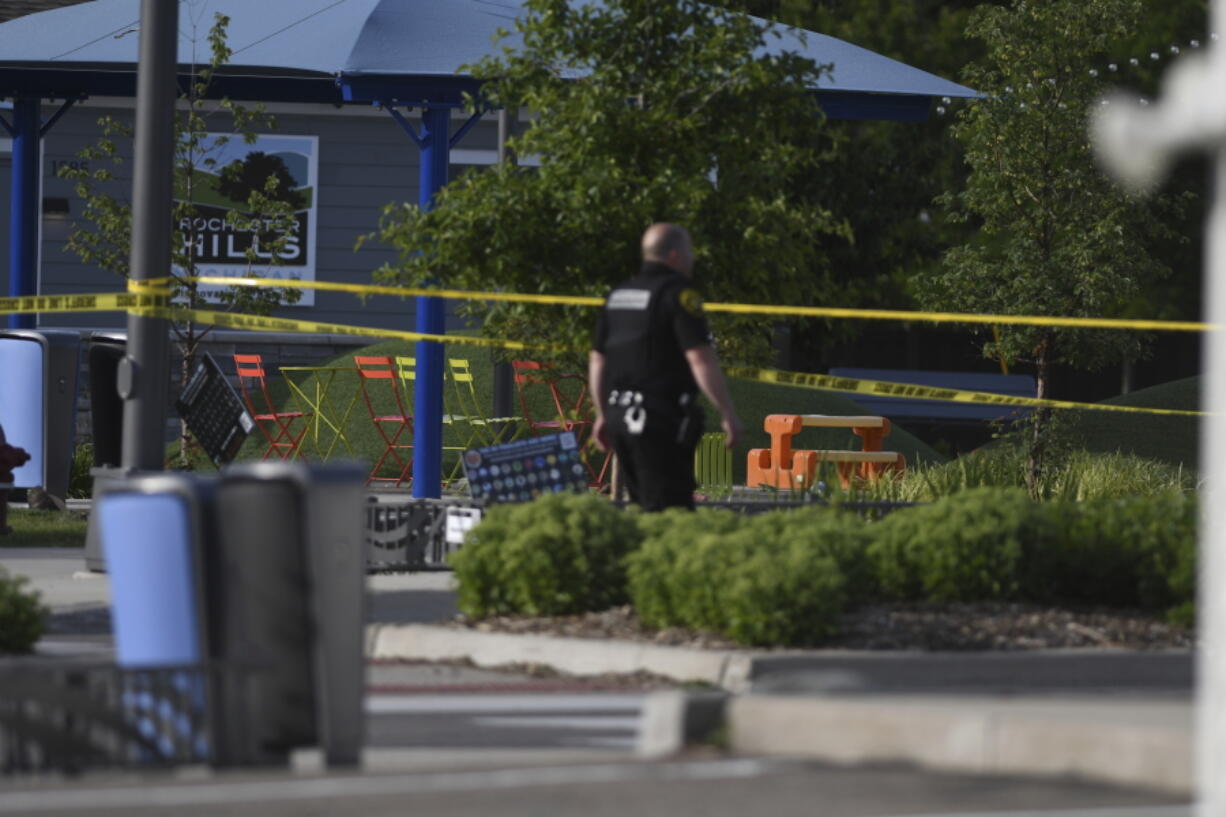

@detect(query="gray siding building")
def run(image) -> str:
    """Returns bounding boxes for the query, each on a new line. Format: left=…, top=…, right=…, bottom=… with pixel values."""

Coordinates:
left=20, top=99, right=505, bottom=336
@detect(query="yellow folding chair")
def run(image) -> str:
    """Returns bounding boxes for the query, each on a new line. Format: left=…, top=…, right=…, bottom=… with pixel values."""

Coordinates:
left=395, top=356, right=468, bottom=485
left=447, top=358, right=525, bottom=448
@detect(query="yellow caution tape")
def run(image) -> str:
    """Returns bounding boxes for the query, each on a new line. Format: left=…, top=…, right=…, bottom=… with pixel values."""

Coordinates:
left=0, top=275, right=1213, bottom=332
left=0, top=277, right=1205, bottom=417
left=192, top=276, right=604, bottom=307
left=724, top=366, right=1206, bottom=417
left=192, top=275, right=1217, bottom=333
left=0, top=291, right=168, bottom=315
left=127, top=277, right=174, bottom=295
left=131, top=305, right=561, bottom=353
left=706, top=303, right=1219, bottom=332
left=140, top=304, right=1203, bottom=418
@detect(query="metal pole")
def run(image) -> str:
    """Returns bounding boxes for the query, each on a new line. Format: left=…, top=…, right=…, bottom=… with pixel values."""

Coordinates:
left=411, top=106, right=450, bottom=498
left=7, top=98, right=39, bottom=330
left=492, top=106, right=516, bottom=426
left=120, top=0, right=178, bottom=471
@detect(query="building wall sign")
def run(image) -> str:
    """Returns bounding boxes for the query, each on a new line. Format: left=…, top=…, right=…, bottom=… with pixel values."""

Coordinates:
left=174, top=134, right=318, bottom=306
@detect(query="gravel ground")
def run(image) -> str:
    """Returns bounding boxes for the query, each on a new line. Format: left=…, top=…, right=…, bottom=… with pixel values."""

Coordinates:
left=451, top=602, right=1194, bottom=651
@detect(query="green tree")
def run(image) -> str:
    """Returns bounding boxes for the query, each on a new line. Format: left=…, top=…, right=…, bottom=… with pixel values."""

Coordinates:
left=727, top=0, right=1203, bottom=370
left=216, top=151, right=307, bottom=210
left=365, top=0, right=848, bottom=368
left=714, top=0, right=992, bottom=362
left=60, top=13, right=301, bottom=464
left=918, top=0, right=1181, bottom=494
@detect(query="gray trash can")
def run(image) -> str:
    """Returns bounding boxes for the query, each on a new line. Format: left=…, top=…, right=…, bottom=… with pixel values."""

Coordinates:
left=211, top=461, right=366, bottom=768
left=0, top=329, right=81, bottom=503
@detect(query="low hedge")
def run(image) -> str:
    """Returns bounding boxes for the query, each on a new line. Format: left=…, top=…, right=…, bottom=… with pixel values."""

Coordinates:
left=627, top=507, right=854, bottom=646
left=1025, top=491, right=1197, bottom=622
left=449, top=491, right=642, bottom=618
left=869, top=488, right=1058, bottom=603
left=0, top=568, right=47, bottom=653
left=450, top=487, right=1198, bottom=645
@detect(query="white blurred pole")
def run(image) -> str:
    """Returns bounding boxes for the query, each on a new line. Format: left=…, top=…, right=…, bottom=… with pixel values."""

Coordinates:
left=1092, top=5, right=1225, bottom=814
left=1204, top=134, right=1226, bottom=817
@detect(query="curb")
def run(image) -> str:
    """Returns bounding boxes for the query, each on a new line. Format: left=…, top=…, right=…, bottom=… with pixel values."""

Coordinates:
left=365, top=624, right=1195, bottom=794
left=637, top=690, right=730, bottom=758
left=726, top=694, right=1193, bottom=795
left=365, top=623, right=756, bottom=692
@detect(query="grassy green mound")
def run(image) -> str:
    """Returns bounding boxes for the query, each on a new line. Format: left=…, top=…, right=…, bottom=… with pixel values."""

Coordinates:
left=230, top=336, right=944, bottom=484
left=1061, top=376, right=1200, bottom=470
left=234, top=336, right=527, bottom=482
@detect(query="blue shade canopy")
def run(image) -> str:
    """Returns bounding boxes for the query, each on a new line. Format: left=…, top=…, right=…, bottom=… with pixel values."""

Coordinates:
left=0, top=0, right=976, bottom=119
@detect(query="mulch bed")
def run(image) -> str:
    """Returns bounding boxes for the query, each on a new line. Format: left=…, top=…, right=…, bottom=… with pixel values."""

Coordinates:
left=449, top=602, right=1193, bottom=652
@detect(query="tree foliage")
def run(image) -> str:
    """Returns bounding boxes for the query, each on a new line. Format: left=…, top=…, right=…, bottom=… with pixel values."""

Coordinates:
left=216, top=151, right=306, bottom=210
left=729, top=0, right=1204, bottom=367
left=60, top=12, right=302, bottom=462
left=917, top=0, right=1185, bottom=491
left=365, top=0, right=848, bottom=367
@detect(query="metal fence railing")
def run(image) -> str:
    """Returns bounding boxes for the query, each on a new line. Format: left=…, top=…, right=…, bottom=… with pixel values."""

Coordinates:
left=0, top=660, right=260, bottom=776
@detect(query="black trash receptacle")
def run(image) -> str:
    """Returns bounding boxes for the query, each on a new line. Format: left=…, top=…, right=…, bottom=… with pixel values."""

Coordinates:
left=87, top=332, right=126, bottom=468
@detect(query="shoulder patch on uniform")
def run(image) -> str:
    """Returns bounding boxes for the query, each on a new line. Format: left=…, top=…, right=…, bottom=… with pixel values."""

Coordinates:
left=678, top=288, right=705, bottom=316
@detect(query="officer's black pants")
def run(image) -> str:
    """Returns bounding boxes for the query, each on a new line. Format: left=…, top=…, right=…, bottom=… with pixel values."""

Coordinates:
left=608, top=407, right=702, bottom=512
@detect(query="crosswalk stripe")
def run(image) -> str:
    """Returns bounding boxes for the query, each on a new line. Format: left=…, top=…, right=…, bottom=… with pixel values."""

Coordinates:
left=365, top=693, right=644, bottom=714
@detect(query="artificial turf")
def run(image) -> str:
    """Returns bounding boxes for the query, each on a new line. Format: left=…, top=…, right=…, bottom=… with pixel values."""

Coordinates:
left=233, top=337, right=946, bottom=485
left=1060, top=375, right=1200, bottom=469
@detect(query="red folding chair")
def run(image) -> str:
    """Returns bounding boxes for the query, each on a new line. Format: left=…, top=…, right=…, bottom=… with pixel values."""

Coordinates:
left=511, top=360, right=590, bottom=434
left=512, top=360, right=611, bottom=487
left=232, top=353, right=309, bottom=460
left=355, top=355, right=413, bottom=487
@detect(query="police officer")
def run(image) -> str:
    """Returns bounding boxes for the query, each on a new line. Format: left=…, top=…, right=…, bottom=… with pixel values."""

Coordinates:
left=589, top=223, right=743, bottom=510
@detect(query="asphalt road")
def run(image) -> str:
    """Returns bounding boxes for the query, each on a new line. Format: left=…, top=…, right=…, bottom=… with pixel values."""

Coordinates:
left=0, top=757, right=1190, bottom=817
left=0, top=548, right=1198, bottom=816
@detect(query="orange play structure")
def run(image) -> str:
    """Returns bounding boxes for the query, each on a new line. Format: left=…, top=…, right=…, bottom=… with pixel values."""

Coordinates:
left=746, top=414, right=906, bottom=491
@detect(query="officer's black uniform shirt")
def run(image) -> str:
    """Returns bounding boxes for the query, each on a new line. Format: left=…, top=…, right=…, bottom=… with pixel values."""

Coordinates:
left=592, top=261, right=712, bottom=408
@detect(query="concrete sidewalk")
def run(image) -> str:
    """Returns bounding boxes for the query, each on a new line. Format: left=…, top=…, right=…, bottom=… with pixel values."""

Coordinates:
left=0, top=547, right=1197, bottom=795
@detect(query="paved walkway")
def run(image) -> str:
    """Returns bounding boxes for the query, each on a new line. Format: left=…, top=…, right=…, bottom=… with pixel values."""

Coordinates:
left=0, top=547, right=1199, bottom=796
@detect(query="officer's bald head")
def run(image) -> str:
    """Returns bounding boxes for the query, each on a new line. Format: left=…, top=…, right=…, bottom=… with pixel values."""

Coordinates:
left=641, top=223, right=693, bottom=277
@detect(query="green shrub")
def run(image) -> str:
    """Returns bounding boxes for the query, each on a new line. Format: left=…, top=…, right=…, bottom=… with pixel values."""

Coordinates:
left=1020, top=492, right=1196, bottom=619
left=869, top=487, right=1053, bottom=602
left=1018, top=500, right=1140, bottom=608
left=749, top=505, right=876, bottom=604
left=449, top=492, right=641, bottom=618
left=67, top=440, right=97, bottom=499
left=626, top=508, right=748, bottom=631
left=1092, top=492, right=1195, bottom=614
left=1164, top=505, right=1198, bottom=628
left=628, top=507, right=855, bottom=646
left=0, top=568, right=48, bottom=653
left=719, top=528, right=844, bottom=646
left=854, top=446, right=1026, bottom=502
left=1045, top=451, right=1196, bottom=500
left=856, top=447, right=1196, bottom=503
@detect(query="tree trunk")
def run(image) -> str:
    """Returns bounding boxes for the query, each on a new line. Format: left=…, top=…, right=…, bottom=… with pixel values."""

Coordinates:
left=1026, top=336, right=1052, bottom=498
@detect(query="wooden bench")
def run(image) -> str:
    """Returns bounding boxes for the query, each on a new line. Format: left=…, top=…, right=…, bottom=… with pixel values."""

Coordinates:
left=827, top=368, right=1036, bottom=424
left=746, top=414, right=905, bottom=491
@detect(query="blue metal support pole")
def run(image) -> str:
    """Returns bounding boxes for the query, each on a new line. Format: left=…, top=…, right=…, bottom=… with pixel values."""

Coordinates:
left=8, top=98, right=39, bottom=330
left=412, top=106, right=451, bottom=498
